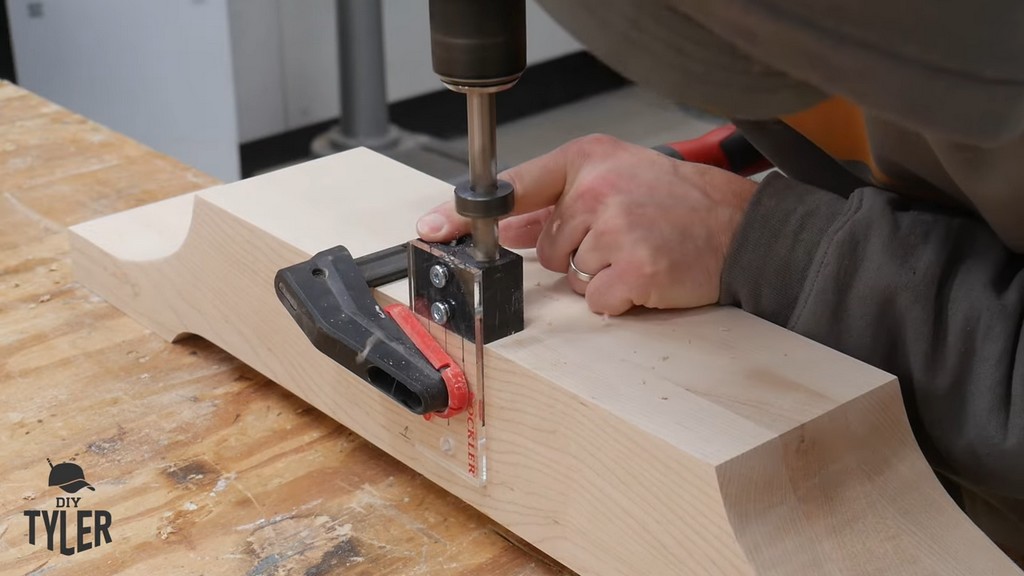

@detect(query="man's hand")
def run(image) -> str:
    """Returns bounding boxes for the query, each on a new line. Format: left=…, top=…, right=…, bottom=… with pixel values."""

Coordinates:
left=416, top=134, right=758, bottom=315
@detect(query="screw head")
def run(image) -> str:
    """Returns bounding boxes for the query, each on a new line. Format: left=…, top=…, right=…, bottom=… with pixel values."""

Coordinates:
left=429, top=264, right=449, bottom=288
left=430, top=301, right=451, bottom=325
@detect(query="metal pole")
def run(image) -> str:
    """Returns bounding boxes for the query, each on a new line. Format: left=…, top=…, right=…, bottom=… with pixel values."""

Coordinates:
left=311, top=0, right=469, bottom=184
left=337, top=0, right=389, bottom=143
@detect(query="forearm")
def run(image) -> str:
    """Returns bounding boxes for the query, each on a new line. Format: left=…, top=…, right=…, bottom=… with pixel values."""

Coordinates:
left=720, top=172, right=1024, bottom=498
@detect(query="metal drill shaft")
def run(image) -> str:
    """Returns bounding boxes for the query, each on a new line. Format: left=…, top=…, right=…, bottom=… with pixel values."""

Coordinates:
left=467, top=90, right=497, bottom=192
left=466, top=90, right=500, bottom=261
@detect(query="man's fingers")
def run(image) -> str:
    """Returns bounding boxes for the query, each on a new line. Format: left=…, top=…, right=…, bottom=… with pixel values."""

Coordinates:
left=565, top=233, right=611, bottom=295
left=417, top=137, right=585, bottom=242
left=568, top=230, right=634, bottom=315
left=499, top=206, right=553, bottom=248
left=536, top=187, right=607, bottom=273
left=500, top=140, right=574, bottom=216
left=584, top=265, right=636, bottom=316
left=416, top=201, right=470, bottom=242
left=535, top=205, right=592, bottom=273
left=418, top=202, right=555, bottom=246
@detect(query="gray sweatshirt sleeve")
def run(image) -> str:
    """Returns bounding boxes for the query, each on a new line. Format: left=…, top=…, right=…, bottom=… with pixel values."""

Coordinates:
left=719, top=172, right=1024, bottom=499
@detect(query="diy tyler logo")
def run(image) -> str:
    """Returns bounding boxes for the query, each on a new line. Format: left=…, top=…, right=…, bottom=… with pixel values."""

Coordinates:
left=23, top=459, right=113, bottom=556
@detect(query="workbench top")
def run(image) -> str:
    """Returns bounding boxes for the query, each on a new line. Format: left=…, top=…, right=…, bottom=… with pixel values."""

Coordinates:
left=0, top=81, right=563, bottom=575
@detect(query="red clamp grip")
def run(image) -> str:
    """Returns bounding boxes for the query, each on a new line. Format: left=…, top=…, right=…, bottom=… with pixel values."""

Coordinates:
left=384, top=303, right=469, bottom=419
left=654, top=124, right=773, bottom=177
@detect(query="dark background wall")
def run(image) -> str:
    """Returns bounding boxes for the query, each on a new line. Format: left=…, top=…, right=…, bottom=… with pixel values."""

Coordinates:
left=1, top=1, right=15, bottom=81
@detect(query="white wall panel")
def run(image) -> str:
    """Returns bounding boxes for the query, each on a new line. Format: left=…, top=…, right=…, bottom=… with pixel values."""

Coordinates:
left=228, top=0, right=287, bottom=142
left=8, top=0, right=241, bottom=181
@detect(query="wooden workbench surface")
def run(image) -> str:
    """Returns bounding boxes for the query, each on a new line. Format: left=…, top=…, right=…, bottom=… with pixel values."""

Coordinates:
left=0, top=81, right=564, bottom=575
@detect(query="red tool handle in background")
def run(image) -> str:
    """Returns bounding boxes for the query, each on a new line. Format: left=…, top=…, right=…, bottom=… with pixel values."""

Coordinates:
left=653, top=124, right=772, bottom=177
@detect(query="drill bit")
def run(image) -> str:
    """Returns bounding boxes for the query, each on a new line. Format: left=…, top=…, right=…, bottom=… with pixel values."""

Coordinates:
left=466, top=90, right=500, bottom=261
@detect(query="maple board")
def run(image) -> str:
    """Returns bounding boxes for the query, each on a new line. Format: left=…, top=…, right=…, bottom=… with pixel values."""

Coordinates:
left=69, top=147, right=1021, bottom=575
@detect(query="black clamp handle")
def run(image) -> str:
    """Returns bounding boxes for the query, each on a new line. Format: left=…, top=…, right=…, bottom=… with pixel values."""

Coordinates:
left=274, top=245, right=449, bottom=415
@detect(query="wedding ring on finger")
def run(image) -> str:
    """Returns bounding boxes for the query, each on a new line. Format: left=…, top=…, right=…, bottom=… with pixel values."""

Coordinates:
left=569, top=251, right=598, bottom=284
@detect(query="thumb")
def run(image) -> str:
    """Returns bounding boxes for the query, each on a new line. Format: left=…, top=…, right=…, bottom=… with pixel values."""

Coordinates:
left=416, top=200, right=470, bottom=242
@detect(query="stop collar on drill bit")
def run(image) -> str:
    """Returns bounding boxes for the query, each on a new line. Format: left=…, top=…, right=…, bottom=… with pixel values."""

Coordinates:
left=455, top=179, right=515, bottom=220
